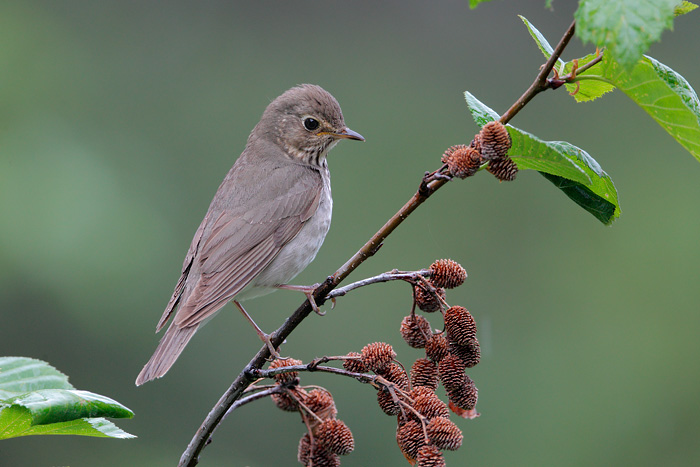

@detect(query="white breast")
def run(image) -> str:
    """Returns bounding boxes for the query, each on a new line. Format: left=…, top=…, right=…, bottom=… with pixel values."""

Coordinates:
left=240, top=169, right=332, bottom=299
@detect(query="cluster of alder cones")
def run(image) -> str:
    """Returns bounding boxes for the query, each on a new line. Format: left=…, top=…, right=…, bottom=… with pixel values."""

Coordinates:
left=343, top=259, right=479, bottom=466
left=266, top=259, right=478, bottom=466
left=268, top=358, right=355, bottom=466
left=441, top=120, right=516, bottom=181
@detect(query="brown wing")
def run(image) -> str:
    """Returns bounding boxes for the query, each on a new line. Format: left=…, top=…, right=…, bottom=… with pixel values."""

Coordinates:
left=171, top=164, right=323, bottom=328
left=156, top=211, right=210, bottom=332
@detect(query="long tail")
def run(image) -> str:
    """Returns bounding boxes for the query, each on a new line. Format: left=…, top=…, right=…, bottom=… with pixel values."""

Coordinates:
left=135, top=322, right=198, bottom=386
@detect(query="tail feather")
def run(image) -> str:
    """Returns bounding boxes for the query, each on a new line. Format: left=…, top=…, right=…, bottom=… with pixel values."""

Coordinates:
left=136, top=322, right=199, bottom=386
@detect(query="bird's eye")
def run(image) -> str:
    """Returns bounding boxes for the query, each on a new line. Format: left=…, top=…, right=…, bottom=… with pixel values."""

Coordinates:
left=303, top=117, right=320, bottom=131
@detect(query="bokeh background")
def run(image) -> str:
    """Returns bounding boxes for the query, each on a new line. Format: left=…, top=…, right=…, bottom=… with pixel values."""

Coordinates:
left=2, top=1, right=699, bottom=466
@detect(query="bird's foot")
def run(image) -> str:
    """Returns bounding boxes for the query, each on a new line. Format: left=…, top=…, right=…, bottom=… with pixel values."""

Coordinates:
left=276, top=283, right=325, bottom=316
left=261, top=334, right=282, bottom=360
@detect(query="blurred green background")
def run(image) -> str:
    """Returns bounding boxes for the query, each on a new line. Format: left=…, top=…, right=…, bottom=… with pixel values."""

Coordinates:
left=2, top=1, right=699, bottom=466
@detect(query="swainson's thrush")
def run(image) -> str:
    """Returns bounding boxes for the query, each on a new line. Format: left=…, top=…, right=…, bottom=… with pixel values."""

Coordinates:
left=136, top=84, right=363, bottom=385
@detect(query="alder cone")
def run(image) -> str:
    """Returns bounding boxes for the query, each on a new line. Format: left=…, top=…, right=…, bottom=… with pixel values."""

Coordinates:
left=438, top=353, right=466, bottom=391
left=297, top=433, right=311, bottom=465
left=413, top=392, right=450, bottom=420
left=426, top=417, right=463, bottom=451
left=448, top=375, right=478, bottom=411
left=411, top=358, right=439, bottom=391
left=409, top=385, right=435, bottom=401
left=414, top=281, right=446, bottom=313
left=487, top=156, right=518, bottom=181
left=268, top=357, right=302, bottom=385
left=271, top=387, right=307, bottom=412
left=425, top=333, right=449, bottom=363
left=429, top=259, right=467, bottom=289
left=479, top=120, right=511, bottom=160
left=315, top=419, right=355, bottom=456
left=444, top=306, right=477, bottom=345
left=342, top=352, right=368, bottom=373
left=449, top=338, right=481, bottom=368
left=376, top=362, right=409, bottom=391
left=400, top=314, right=433, bottom=348
left=396, top=419, right=425, bottom=461
left=441, top=144, right=481, bottom=178
left=305, top=388, right=337, bottom=421
left=416, top=444, right=446, bottom=467
left=361, top=342, right=396, bottom=372
left=377, top=389, right=401, bottom=416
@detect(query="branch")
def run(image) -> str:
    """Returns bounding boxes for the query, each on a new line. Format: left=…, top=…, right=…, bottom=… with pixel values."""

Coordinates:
left=179, top=19, right=579, bottom=467
left=499, top=20, right=576, bottom=125
left=326, top=269, right=431, bottom=299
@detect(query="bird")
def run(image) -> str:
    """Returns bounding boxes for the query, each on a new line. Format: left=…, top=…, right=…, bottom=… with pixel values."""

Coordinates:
left=136, top=84, right=363, bottom=385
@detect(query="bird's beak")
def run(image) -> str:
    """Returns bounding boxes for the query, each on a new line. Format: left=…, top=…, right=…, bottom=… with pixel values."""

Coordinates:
left=334, top=127, right=365, bottom=141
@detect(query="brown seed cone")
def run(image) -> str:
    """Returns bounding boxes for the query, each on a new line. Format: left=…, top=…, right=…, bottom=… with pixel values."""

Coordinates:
left=438, top=353, right=466, bottom=391
left=471, top=133, right=482, bottom=153
left=306, top=450, right=341, bottom=467
left=342, top=352, right=368, bottom=373
left=411, top=358, right=439, bottom=391
left=271, top=387, right=307, bottom=412
left=305, top=388, right=337, bottom=421
left=479, top=120, right=511, bottom=160
left=449, top=338, right=481, bottom=368
left=315, top=419, right=355, bottom=456
left=426, top=417, right=463, bottom=451
left=268, top=357, right=302, bottom=385
left=416, top=444, right=447, bottom=467
left=376, top=362, right=409, bottom=391
left=396, top=419, right=426, bottom=461
left=444, top=306, right=477, bottom=345
left=413, top=392, right=450, bottom=420
left=448, top=376, right=478, bottom=411
left=409, top=385, right=436, bottom=401
left=377, top=388, right=402, bottom=416
left=487, top=156, right=518, bottom=181
left=298, top=432, right=312, bottom=465
left=425, top=333, right=449, bottom=363
left=400, top=314, right=433, bottom=349
left=441, top=144, right=482, bottom=179
left=429, top=259, right=467, bottom=289
left=361, top=342, right=396, bottom=372
left=414, top=281, right=446, bottom=313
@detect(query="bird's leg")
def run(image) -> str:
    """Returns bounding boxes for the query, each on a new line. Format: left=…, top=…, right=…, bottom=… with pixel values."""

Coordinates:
left=233, top=300, right=281, bottom=358
left=276, top=284, right=324, bottom=315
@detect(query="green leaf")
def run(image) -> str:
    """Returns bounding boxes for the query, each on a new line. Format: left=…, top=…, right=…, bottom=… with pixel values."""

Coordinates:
left=518, top=17, right=614, bottom=102
left=674, top=1, right=698, bottom=16
left=0, top=357, right=72, bottom=399
left=2, top=389, right=133, bottom=426
left=0, top=406, right=135, bottom=439
left=575, top=0, right=678, bottom=69
left=539, top=172, right=617, bottom=224
left=601, top=54, right=700, bottom=162
left=563, top=53, right=616, bottom=102
left=469, top=0, right=494, bottom=8
left=464, top=91, right=620, bottom=224
left=0, top=357, right=135, bottom=439
left=519, top=16, right=565, bottom=72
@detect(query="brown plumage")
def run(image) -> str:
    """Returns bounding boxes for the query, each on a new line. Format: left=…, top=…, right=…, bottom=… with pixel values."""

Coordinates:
left=136, top=85, right=363, bottom=385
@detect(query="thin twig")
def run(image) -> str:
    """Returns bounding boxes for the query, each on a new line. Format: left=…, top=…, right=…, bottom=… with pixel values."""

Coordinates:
left=326, top=269, right=431, bottom=299
left=221, top=386, right=282, bottom=420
